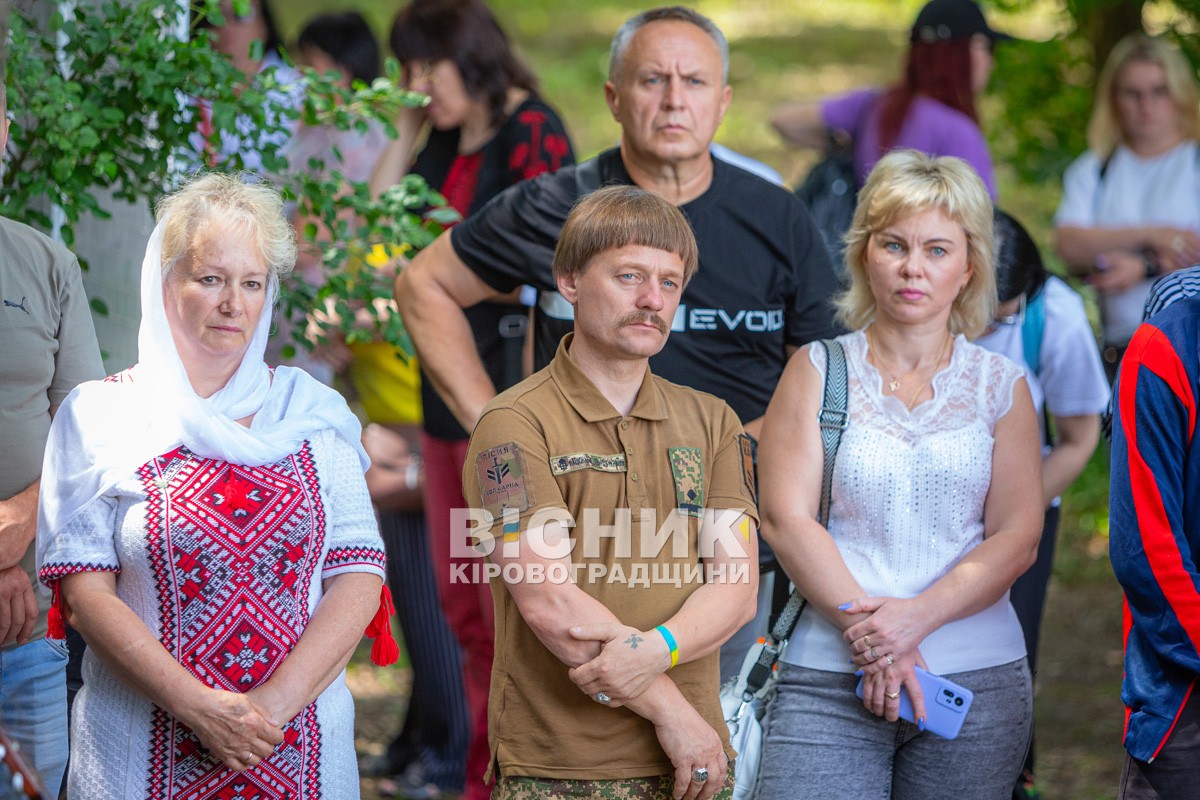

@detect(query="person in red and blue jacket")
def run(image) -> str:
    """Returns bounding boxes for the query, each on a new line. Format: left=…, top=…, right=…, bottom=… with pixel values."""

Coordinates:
left=1110, top=293, right=1200, bottom=799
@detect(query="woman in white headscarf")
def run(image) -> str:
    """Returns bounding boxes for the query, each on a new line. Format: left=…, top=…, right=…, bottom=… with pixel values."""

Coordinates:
left=36, top=173, right=395, bottom=799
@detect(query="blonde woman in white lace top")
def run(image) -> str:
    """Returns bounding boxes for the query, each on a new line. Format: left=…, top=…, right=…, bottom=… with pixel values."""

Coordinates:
left=756, top=150, right=1044, bottom=800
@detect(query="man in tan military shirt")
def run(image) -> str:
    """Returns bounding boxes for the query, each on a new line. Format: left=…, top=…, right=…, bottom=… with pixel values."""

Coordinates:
left=463, top=186, right=759, bottom=800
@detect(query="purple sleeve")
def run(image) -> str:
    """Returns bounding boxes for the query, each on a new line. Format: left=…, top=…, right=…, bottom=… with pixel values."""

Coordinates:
left=890, top=99, right=1000, bottom=199
left=820, top=89, right=879, bottom=136
left=940, top=126, right=997, bottom=199
left=909, top=101, right=996, bottom=198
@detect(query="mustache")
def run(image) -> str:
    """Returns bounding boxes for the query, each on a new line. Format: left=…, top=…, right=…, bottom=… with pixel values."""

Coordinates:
left=617, top=311, right=668, bottom=333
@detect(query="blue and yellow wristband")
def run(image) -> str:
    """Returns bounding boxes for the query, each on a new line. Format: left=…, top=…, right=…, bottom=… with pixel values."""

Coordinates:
left=655, top=624, right=679, bottom=669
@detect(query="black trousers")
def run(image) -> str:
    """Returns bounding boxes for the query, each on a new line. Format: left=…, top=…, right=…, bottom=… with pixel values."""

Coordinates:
left=379, top=509, right=469, bottom=792
left=1008, top=504, right=1060, bottom=780
left=1119, top=688, right=1200, bottom=800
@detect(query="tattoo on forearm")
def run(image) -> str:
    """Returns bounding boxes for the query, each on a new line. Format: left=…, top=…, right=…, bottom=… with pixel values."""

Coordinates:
left=625, top=633, right=644, bottom=649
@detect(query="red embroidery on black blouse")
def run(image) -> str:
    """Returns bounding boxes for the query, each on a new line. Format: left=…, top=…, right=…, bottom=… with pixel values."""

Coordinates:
left=509, top=110, right=569, bottom=179
left=443, top=151, right=485, bottom=218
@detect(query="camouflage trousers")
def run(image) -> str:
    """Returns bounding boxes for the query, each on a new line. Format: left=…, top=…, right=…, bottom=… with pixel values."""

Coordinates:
left=492, top=770, right=735, bottom=799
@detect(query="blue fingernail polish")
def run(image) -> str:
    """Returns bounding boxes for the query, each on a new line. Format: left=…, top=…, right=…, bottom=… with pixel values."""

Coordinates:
left=837, top=602, right=851, bottom=610
left=918, top=717, right=926, bottom=731
left=854, top=669, right=863, bottom=677
left=848, top=658, right=856, bottom=664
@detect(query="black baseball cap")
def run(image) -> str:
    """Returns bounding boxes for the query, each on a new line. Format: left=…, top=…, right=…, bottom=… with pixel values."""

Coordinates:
left=911, top=0, right=1013, bottom=45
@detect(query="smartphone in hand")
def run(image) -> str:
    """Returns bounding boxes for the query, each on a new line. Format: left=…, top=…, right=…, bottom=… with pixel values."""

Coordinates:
left=855, top=666, right=973, bottom=739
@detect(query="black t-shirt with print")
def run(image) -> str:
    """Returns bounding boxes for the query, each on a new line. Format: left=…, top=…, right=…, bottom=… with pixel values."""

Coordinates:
left=451, top=147, right=842, bottom=423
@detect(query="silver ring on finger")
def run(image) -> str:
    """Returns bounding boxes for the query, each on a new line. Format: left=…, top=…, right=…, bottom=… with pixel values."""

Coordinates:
left=693, top=767, right=709, bottom=783
left=869, top=646, right=879, bottom=661
left=594, top=691, right=611, bottom=704
left=884, top=653, right=894, bottom=666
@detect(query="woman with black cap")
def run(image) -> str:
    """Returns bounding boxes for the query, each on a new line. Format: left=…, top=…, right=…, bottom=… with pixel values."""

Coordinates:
left=772, top=0, right=1010, bottom=200
left=974, top=210, right=1109, bottom=798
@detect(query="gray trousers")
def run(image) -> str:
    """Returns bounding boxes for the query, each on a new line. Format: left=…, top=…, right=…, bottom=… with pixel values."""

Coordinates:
left=756, top=659, right=1032, bottom=800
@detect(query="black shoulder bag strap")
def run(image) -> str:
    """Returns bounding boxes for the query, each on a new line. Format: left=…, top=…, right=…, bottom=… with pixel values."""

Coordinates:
left=741, top=338, right=848, bottom=701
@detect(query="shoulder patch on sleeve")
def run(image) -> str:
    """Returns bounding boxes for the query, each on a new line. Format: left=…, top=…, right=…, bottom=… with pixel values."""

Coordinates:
left=668, top=446, right=705, bottom=518
left=475, top=442, right=531, bottom=517
left=737, top=434, right=758, bottom=506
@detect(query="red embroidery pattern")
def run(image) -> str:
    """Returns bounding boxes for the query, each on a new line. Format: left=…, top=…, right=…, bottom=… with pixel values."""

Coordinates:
left=508, top=110, right=570, bottom=179
left=443, top=151, right=485, bottom=219
left=38, top=563, right=120, bottom=582
left=143, top=444, right=326, bottom=799
left=324, top=546, right=387, bottom=575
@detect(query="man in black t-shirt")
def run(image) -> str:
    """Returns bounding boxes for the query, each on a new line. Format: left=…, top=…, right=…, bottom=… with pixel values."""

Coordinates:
left=395, top=5, right=841, bottom=436
left=394, top=5, right=842, bottom=682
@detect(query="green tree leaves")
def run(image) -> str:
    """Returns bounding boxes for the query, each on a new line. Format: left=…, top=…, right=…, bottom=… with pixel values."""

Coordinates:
left=2, top=0, right=443, bottom=357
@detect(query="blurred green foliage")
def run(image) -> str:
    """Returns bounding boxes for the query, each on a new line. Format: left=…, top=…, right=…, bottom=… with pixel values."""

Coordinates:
left=1, top=0, right=445, bottom=357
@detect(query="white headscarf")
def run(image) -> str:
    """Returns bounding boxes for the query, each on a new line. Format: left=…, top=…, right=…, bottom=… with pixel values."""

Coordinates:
left=38, top=214, right=369, bottom=546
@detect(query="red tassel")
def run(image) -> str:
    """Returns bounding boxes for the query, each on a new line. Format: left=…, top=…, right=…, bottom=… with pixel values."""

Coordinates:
left=47, top=582, right=66, bottom=640
left=371, top=631, right=400, bottom=666
left=367, top=585, right=399, bottom=666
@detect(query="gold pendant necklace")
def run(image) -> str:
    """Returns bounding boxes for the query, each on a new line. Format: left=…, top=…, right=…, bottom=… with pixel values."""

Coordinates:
left=868, top=328, right=952, bottom=409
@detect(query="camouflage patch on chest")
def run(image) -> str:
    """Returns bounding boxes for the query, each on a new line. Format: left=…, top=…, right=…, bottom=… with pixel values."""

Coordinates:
left=474, top=441, right=531, bottom=517
left=548, top=452, right=628, bottom=476
left=668, top=446, right=704, bottom=518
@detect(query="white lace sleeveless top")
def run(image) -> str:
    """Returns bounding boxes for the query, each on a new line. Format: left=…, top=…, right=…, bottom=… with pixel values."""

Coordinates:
left=781, top=329, right=1029, bottom=674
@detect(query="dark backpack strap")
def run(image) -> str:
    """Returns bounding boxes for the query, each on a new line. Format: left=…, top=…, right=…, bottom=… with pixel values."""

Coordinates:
left=1093, top=153, right=1115, bottom=219
left=744, top=339, right=848, bottom=699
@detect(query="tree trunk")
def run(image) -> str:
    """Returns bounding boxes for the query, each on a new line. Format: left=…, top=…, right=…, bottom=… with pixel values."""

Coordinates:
left=1072, top=0, right=1146, bottom=73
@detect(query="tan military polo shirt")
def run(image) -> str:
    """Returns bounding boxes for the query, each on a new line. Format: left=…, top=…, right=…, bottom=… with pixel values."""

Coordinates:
left=463, top=334, right=758, bottom=780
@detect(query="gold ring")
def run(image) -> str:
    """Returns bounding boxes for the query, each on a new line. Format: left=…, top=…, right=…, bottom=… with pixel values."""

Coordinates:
left=864, top=634, right=872, bottom=647
left=886, top=691, right=901, bottom=700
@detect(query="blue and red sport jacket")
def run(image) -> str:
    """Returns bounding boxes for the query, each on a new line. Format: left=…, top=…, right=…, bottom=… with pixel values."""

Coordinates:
left=1110, top=295, right=1200, bottom=762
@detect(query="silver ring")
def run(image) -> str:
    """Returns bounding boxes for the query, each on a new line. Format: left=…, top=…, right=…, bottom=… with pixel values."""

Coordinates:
left=885, top=653, right=895, bottom=666
left=693, top=768, right=709, bottom=783
left=594, top=691, right=611, bottom=704
left=869, top=646, right=879, bottom=661
left=886, top=691, right=901, bottom=700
